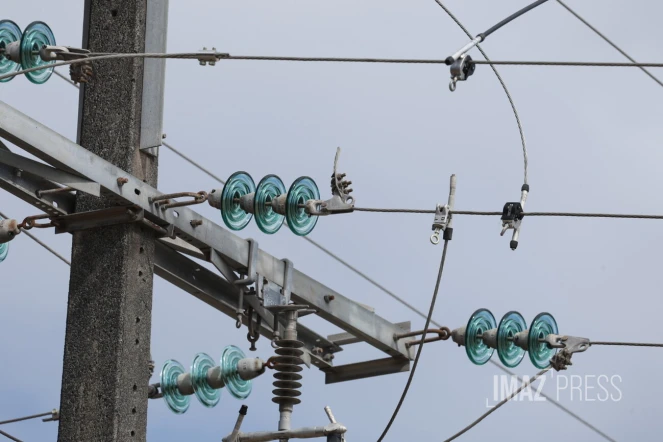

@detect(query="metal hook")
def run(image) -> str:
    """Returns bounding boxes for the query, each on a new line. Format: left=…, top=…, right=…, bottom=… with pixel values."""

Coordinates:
left=449, top=77, right=457, bottom=92
left=430, top=231, right=441, bottom=245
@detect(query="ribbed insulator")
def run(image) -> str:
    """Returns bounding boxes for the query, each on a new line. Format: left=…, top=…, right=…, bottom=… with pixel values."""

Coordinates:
left=271, top=338, right=304, bottom=406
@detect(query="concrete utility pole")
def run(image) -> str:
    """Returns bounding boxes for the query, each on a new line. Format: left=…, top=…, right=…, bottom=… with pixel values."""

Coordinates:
left=58, top=1, right=168, bottom=441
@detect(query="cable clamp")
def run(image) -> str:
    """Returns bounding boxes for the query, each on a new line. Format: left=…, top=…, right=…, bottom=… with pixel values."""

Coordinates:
left=430, top=204, right=450, bottom=244
left=449, top=54, right=476, bottom=92
left=500, top=184, right=529, bottom=250
left=197, top=47, right=229, bottom=66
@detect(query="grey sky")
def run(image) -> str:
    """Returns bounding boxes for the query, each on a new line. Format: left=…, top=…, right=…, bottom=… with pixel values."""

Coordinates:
left=1, top=0, right=662, bottom=441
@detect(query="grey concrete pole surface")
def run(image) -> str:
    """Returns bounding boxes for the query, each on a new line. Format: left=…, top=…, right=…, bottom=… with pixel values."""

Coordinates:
left=58, top=1, right=166, bottom=441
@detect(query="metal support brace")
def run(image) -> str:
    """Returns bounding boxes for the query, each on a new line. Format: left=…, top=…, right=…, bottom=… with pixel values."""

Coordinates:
left=0, top=148, right=100, bottom=196
left=0, top=100, right=411, bottom=364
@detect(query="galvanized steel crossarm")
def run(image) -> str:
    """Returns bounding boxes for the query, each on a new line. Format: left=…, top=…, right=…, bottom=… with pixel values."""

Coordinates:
left=0, top=100, right=410, bottom=360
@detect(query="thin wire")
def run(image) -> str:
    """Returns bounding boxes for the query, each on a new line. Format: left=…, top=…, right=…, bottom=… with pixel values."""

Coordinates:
left=0, top=430, right=22, bottom=442
left=53, top=69, right=79, bottom=88
left=226, top=55, right=446, bottom=64
left=0, top=412, right=52, bottom=426
left=591, top=341, right=663, bottom=348
left=0, top=211, right=71, bottom=266
left=556, top=0, right=663, bottom=88
left=377, top=240, right=450, bottom=442
left=0, top=52, right=216, bottom=82
left=442, top=368, right=551, bottom=442
left=49, top=72, right=611, bottom=439
left=433, top=0, right=528, bottom=185
left=474, top=60, right=663, bottom=67
left=162, top=142, right=226, bottom=184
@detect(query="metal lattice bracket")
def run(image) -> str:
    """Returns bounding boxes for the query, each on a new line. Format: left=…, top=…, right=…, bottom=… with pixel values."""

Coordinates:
left=0, top=100, right=412, bottom=383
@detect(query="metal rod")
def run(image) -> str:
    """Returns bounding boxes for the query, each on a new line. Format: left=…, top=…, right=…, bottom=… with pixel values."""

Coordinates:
left=35, top=186, right=74, bottom=198
left=0, top=412, right=53, bottom=426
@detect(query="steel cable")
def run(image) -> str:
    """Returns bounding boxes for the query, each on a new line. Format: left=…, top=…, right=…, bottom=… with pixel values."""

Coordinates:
left=591, top=341, right=663, bottom=348
left=376, top=239, right=450, bottom=442
left=0, top=429, right=22, bottom=442
left=433, top=0, right=529, bottom=185
left=556, top=0, right=663, bottom=88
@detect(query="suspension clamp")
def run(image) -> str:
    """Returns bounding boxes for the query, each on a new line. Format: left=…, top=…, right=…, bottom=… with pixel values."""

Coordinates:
left=500, top=184, right=529, bottom=250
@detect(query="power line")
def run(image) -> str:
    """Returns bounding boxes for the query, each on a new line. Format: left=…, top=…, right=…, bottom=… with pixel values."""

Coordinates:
left=0, top=411, right=53, bottom=426
left=0, top=429, right=22, bottom=442
left=354, top=207, right=663, bottom=220
left=591, top=341, right=663, bottom=348
left=377, top=239, right=450, bottom=442
left=556, top=0, right=663, bottom=88
left=443, top=368, right=551, bottom=442
left=50, top=72, right=614, bottom=442
left=433, top=0, right=529, bottom=186
left=474, top=60, right=663, bottom=67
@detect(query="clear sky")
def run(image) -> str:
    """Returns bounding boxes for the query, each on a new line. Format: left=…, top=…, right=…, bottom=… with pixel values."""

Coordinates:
left=1, top=1, right=662, bottom=441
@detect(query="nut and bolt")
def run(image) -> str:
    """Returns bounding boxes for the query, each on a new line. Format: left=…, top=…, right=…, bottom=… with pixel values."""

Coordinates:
left=324, top=294, right=335, bottom=303
left=190, top=219, right=203, bottom=227
left=117, top=177, right=129, bottom=186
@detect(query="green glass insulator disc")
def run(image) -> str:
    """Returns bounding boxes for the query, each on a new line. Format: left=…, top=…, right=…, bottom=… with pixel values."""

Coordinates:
left=220, top=345, right=252, bottom=399
left=254, top=175, right=285, bottom=235
left=191, top=352, right=221, bottom=408
left=286, top=176, right=320, bottom=236
left=20, top=21, right=55, bottom=84
left=0, top=20, right=21, bottom=82
left=528, top=312, right=558, bottom=369
left=465, top=308, right=496, bottom=365
left=221, top=171, right=255, bottom=231
left=0, top=241, right=7, bottom=263
left=497, top=311, right=527, bottom=368
left=160, top=359, right=190, bottom=414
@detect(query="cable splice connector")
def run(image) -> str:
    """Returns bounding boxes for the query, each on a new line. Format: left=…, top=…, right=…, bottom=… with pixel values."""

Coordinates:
left=430, top=174, right=456, bottom=244
left=500, top=184, right=529, bottom=250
